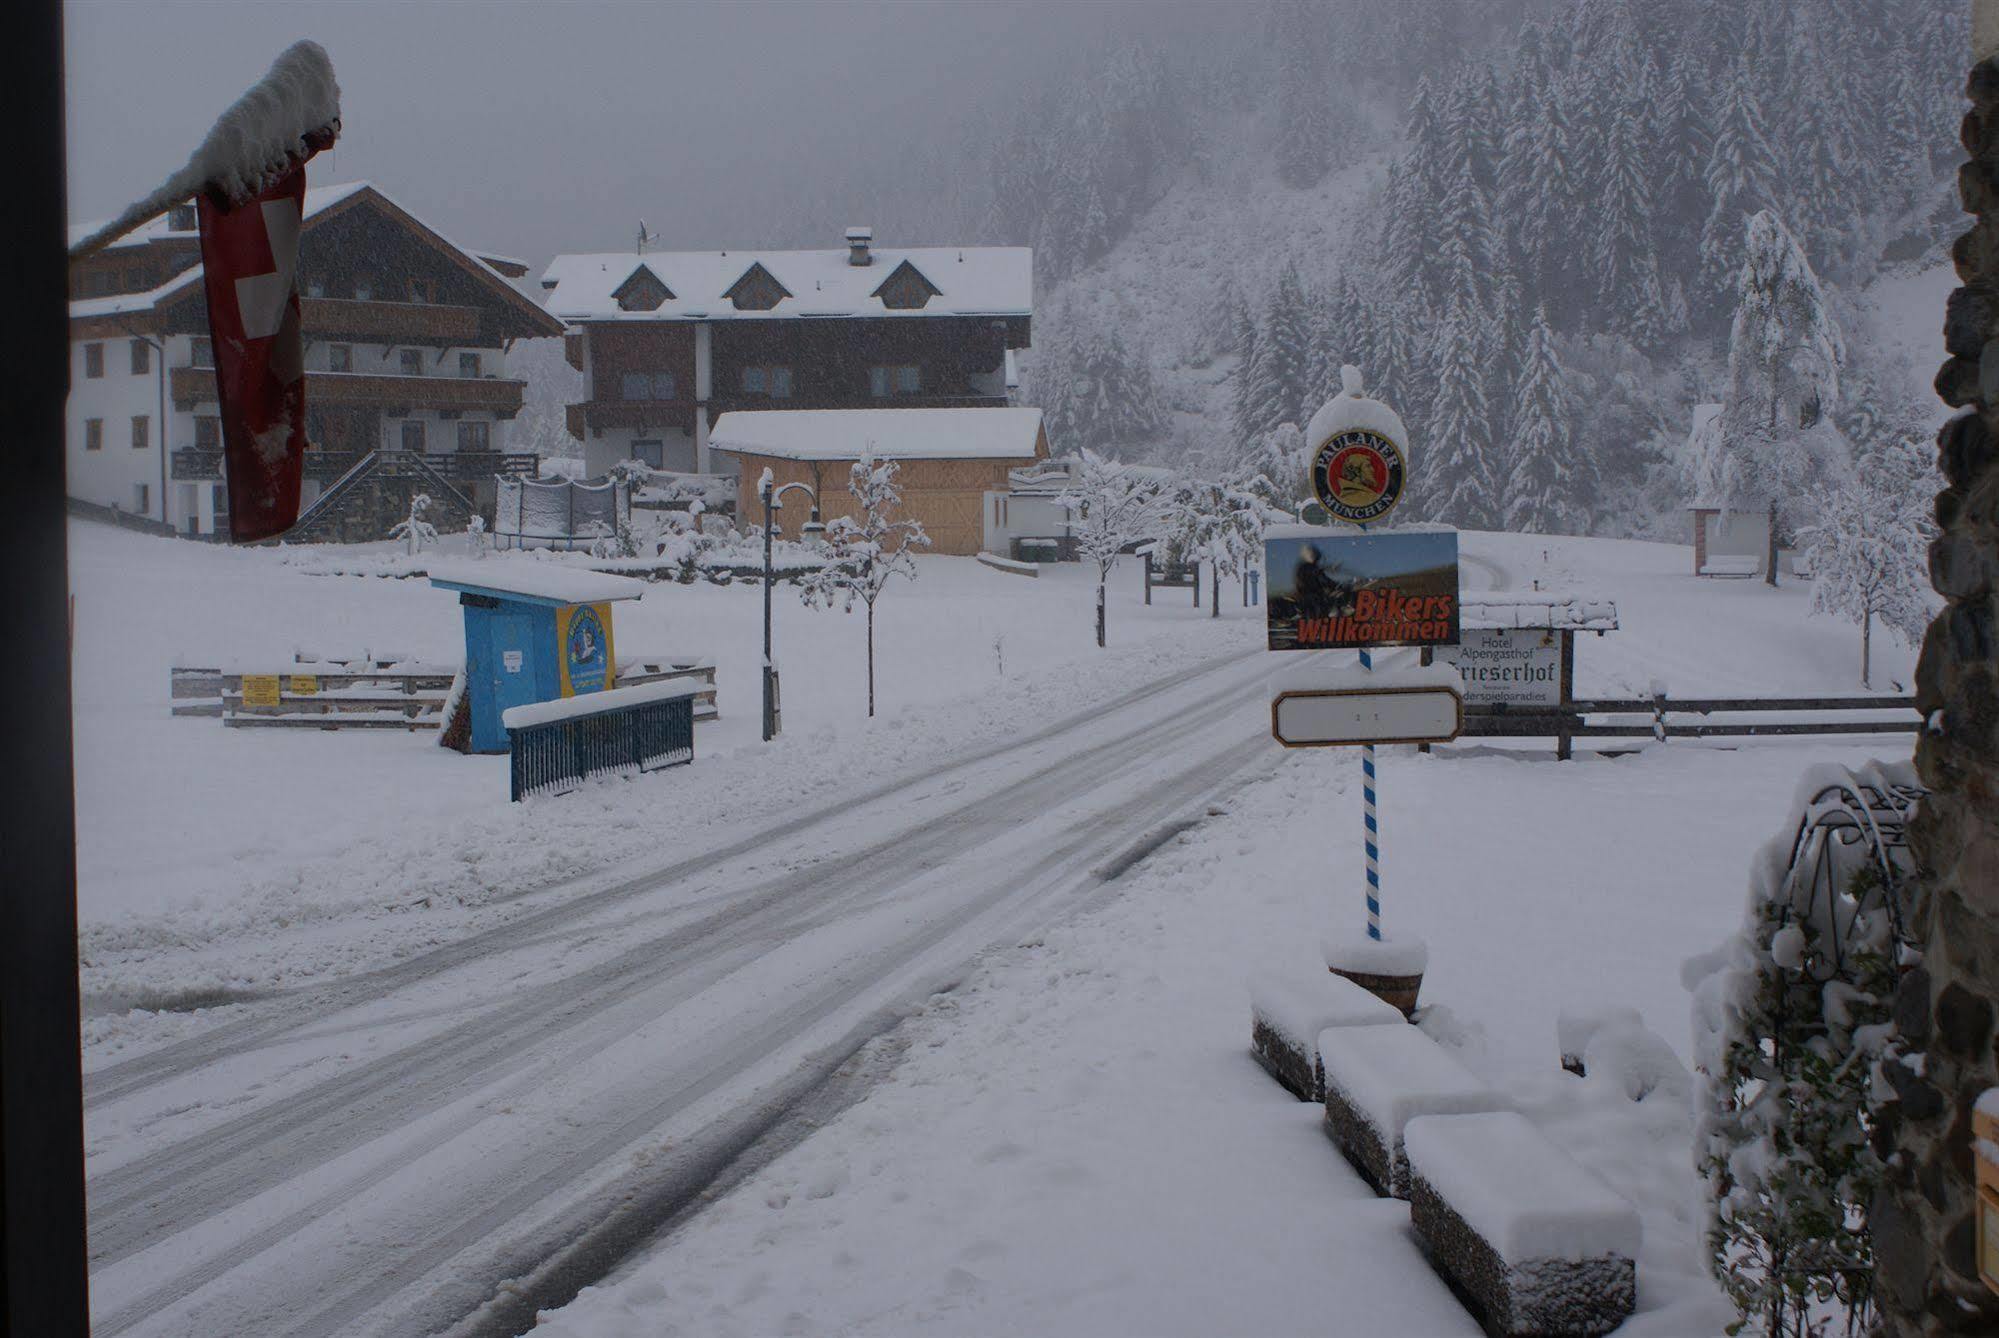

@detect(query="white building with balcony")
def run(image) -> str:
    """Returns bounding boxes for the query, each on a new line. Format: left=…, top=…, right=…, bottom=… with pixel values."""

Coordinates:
left=65, top=181, right=562, bottom=539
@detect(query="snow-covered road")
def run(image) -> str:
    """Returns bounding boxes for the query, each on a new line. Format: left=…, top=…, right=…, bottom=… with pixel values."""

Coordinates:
left=84, top=647, right=1286, bottom=1337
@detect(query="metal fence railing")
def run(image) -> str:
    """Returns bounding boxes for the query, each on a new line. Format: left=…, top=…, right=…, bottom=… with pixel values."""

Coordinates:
left=508, top=691, right=693, bottom=801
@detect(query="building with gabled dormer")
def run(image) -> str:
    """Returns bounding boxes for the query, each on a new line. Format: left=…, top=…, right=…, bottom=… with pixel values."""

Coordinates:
left=66, top=181, right=563, bottom=539
left=539, top=228, right=1032, bottom=480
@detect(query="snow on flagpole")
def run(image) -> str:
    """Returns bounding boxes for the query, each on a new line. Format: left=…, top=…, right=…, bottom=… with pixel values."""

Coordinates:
left=71, top=40, right=341, bottom=542
left=69, top=41, right=340, bottom=259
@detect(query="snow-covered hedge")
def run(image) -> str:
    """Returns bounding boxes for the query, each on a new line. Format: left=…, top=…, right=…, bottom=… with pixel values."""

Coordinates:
left=1685, top=759, right=1920, bottom=1336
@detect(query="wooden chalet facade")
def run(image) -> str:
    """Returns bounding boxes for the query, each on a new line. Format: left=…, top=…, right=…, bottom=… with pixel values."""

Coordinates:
left=709, top=407, right=1049, bottom=557
left=540, top=228, right=1033, bottom=480
left=66, top=182, right=562, bottom=539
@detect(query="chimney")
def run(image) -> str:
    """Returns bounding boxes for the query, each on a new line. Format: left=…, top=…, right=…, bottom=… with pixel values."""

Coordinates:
left=845, top=226, right=873, bottom=267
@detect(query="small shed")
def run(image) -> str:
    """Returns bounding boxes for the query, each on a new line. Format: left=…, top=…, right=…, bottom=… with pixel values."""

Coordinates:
left=428, top=561, right=647, bottom=753
left=710, top=407, right=1049, bottom=556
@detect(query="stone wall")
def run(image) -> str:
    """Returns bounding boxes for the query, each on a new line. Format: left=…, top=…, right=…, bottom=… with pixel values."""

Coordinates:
left=1871, top=24, right=1999, bottom=1334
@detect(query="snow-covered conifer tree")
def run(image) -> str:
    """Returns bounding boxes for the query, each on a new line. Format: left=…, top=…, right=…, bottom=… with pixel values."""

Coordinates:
left=1059, top=450, right=1172, bottom=647
left=1424, top=269, right=1499, bottom=530
left=1261, top=265, right=1314, bottom=431
left=1698, top=60, right=1780, bottom=313
left=1699, top=211, right=1848, bottom=529
left=1798, top=436, right=1935, bottom=687
left=1591, top=91, right=1659, bottom=334
left=1271, top=0, right=1337, bottom=188
left=796, top=452, right=930, bottom=717
left=1504, top=306, right=1592, bottom=535
left=1498, top=81, right=1576, bottom=321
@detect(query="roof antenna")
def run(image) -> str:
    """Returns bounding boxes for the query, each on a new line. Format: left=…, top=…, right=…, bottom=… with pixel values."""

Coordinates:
left=636, top=219, right=654, bottom=255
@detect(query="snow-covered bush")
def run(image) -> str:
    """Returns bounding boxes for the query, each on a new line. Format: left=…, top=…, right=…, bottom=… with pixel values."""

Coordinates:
left=389, top=493, right=437, bottom=556
left=1688, top=764, right=1918, bottom=1337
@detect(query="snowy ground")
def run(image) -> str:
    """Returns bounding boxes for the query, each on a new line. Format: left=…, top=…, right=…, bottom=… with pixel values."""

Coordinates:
left=68, top=517, right=1918, bottom=1336
left=70, top=521, right=1240, bottom=1043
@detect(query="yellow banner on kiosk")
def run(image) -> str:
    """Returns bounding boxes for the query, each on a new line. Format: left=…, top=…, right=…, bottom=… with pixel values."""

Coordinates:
left=556, top=600, right=616, bottom=697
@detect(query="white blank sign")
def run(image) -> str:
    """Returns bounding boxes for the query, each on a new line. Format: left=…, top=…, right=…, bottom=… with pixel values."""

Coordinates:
left=1272, top=688, right=1462, bottom=747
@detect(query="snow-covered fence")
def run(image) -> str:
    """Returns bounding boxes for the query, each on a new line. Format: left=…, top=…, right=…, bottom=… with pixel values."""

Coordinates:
left=171, top=654, right=718, bottom=728
left=493, top=474, right=630, bottom=551
left=503, top=680, right=697, bottom=801
left=1453, top=692, right=1919, bottom=754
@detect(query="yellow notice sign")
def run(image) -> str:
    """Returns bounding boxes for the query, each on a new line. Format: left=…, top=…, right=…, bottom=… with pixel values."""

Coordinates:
left=241, top=674, right=281, bottom=708
left=288, top=674, right=319, bottom=696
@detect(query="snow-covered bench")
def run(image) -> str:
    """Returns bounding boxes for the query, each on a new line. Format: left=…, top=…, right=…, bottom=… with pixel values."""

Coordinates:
left=1403, top=1112, right=1640, bottom=1337
left=1318, top=1025, right=1507, bottom=1198
left=1248, top=968, right=1405, bottom=1101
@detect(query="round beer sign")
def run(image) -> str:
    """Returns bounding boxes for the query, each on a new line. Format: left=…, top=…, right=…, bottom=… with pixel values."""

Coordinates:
left=1312, top=427, right=1406, bottom=525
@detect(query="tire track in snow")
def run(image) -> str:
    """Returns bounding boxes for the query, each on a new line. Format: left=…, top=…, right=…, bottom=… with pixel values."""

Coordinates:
left=86, top=650, right=1281, bottom=1337
left=84, top=645, right=1258, bottom=1108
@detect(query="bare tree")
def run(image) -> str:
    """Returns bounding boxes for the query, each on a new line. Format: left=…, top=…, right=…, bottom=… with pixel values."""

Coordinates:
left=797, top=451, right=930, bottom=717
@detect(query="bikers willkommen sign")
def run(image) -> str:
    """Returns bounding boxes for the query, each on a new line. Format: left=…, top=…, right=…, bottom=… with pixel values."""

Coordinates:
left=1313, top=427, right=1407, bottom=525
left=1266, top=528, right=1460, bottom=651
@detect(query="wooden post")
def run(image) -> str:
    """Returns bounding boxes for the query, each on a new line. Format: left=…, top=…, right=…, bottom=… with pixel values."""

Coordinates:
left=1419, top=646, right=1433, bottom=755
left=1143, top=552, right=1153, bottom=605
left=1558, top=629, right=1575, bottom=761
left=1192, top=560, right=1201, bottom=607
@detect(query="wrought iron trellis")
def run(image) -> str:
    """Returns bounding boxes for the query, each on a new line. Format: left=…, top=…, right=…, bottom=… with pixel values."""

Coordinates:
left=1751, top=763, right=1928, bottom=1338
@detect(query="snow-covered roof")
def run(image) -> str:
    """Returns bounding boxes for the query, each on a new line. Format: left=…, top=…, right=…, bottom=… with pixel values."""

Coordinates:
left=709, top=407, right=1046, bottom=463
left=69, top=181, right=559, bottom=335
left=427, top=560, right=646, bottom=607
left=1461, top=594, right=1619, bottom=632
left=540, top=245, right=1032, bottom=322
left=68, top=181, right=369, bottom=256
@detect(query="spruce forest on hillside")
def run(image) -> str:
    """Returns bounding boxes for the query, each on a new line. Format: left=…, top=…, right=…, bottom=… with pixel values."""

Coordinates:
left=982, top=0, right=1967, bottom=537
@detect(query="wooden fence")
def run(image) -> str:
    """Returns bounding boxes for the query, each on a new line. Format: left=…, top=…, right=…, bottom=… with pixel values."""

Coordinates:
left=1455, top=694, right=1919, bottom=758
left=171, top=654, right=719, bottom=730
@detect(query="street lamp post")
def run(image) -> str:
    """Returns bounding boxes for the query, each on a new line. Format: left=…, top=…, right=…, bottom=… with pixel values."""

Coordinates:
left=760, top=473, right=817, bottom=742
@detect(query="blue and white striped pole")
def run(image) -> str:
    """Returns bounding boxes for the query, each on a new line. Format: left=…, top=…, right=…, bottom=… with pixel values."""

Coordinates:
left=1359, top=646, right=1381, bottom=941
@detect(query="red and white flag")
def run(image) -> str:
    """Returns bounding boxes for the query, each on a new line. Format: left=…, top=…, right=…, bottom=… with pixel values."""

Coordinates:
left=196, top=160, right=315, bottom=542
left=66, top=40, right=339, bottom=541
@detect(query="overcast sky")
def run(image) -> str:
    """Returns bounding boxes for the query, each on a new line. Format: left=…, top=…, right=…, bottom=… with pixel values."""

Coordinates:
left=65, top=0, right=1221, bottom=267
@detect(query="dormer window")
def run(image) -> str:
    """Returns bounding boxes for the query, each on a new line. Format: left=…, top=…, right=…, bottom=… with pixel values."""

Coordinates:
left=872, top=259, right=941, bottom=311
left=613, top=264, right=673, bottom=312
left=724, top=262, right=792, bottom=312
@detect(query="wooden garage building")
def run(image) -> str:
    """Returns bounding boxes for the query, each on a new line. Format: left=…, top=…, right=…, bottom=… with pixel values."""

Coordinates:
left=710, top=407, right=1049, bottom=556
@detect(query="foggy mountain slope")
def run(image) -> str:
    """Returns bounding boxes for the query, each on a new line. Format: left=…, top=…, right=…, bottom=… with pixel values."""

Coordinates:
left=1007, top=0, right=1968, bottom=540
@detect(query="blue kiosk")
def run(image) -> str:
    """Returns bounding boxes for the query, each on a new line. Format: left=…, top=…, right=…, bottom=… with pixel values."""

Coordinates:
left=428, top=561, right=647, bottom=754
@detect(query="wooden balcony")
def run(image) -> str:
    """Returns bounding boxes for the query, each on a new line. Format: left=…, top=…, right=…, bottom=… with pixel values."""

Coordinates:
left=566, top=398, right=696, bottom=439
left=172, top=447, right=537, bottom=482
left=301, top=297, right=481, bottom=342
left=172, top=367, right=527, bottom=417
